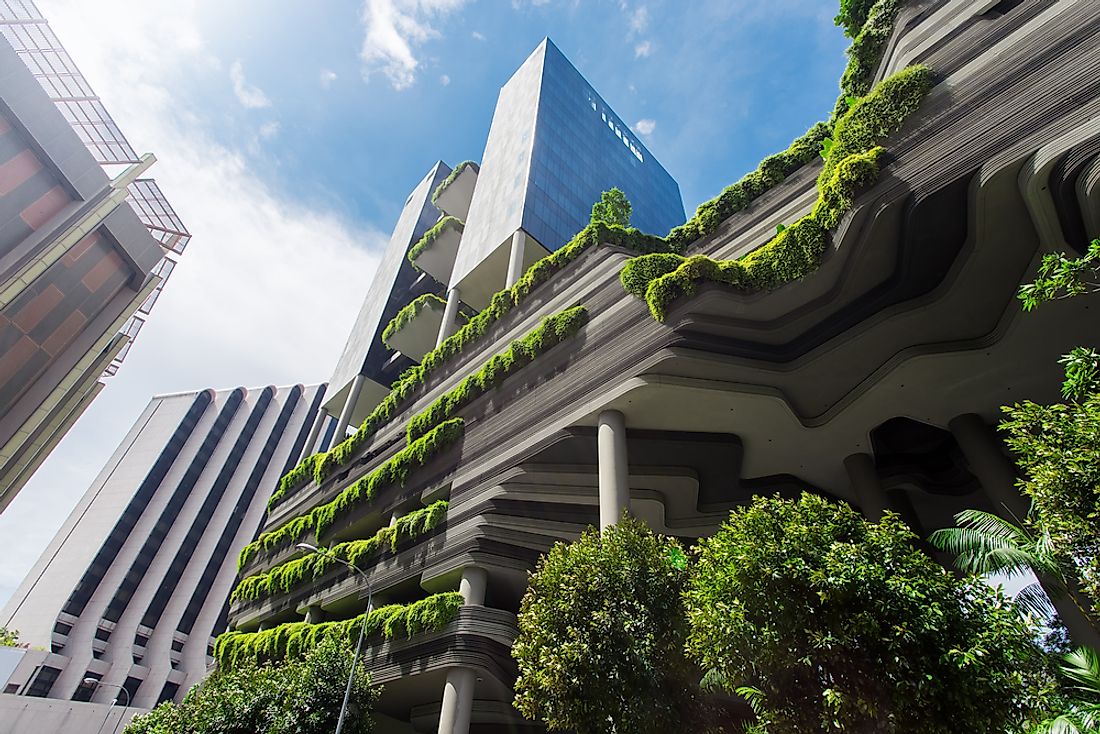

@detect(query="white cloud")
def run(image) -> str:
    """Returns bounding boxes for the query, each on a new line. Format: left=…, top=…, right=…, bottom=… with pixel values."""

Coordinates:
left=0, top=0, right=384, bottom=608
left=258, top=121, right=280, bottom=139
left=630, top=5, right=649, bottom=34
left=229, top=59, right=272, bottom=109
left=634, top=40, right=653, bottom=57
left=320, top=68, right=338, bottom=88
left=359, top=0, right=469, bottom=90
left=471, top=30, right=486, bottom=41
left=634, top=118, right=656, bottom=137
left=439, top=74, right=451, bottom=86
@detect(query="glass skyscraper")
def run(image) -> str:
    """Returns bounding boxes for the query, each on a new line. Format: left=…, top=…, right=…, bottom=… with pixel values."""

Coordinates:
left=450, top=38, right=685, bottom=308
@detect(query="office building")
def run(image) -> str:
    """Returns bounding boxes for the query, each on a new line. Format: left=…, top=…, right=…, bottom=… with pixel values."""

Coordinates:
left=0, top=1, right=189, bottom=511
left=0, top=384, right=325, bottom=712
left=224, top=4, right=1100, bottom=733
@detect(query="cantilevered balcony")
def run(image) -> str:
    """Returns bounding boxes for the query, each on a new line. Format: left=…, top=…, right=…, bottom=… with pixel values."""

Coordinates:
left=409, top=216, right=465, bottom=287
left=432, top=161, right=479, bottom=222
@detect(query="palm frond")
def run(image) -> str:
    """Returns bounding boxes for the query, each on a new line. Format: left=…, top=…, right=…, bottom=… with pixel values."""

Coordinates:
left=1062, top=647, right=1100, bottom=697
left=1014, top=582, right=1057, bottom=620
left=736, top=685, right=767, bottom=716
left=929, top=509, right=1063, bottom=578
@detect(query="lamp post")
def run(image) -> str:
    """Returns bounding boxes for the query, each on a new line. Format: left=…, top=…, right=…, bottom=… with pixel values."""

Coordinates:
left=83, top=678, right=130, bottom=734
left=297, top=542, right=373, bottom=734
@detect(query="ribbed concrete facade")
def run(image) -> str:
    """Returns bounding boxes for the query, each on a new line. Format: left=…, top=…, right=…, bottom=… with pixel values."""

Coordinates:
left=228, top=3, right=1100, bottom=733
left=0, top=384, right=325, bottom=711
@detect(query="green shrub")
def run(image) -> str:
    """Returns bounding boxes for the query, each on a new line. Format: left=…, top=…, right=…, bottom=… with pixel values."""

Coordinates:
left=833, top=0, right=908, bottom=120
left=627, top=65, right=932, bottom=321
left=124, top=636, right=379, bottom=734
left=685, top=493, right=1052, bottom=733
left=620, top=252, right=685, bottom=298
left=836, top=0, right=878, bottom=37
left=407, top=215, right=465, bottom=266
left=381, top=293, right=451, bottom=348
left=232, top=501, right=449, bottom=605
left=590, top=187, right=632, bottom=228
left=215, top=592, right=463, bottom=671
left=430, top=160, right=478, bottom=205
left=406, top=306, right=589, bottom=442
left=239, top=420, right=463, bottom=569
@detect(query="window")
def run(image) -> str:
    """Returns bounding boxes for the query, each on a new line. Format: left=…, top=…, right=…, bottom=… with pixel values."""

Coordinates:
left=25, top=666, right=61, bottom=698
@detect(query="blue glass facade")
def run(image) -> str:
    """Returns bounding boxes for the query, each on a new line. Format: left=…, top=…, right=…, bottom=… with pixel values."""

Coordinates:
left=451, top=38, right=684, bottom=299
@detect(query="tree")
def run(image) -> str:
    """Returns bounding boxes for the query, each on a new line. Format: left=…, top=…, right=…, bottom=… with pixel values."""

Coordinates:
left=1032, top=647, right=1100, bottom=734
left=1017, top=239, right=1100, bottom=312
left=123, top=635, right=380, bottom=734
left=590, top=188, right=632, bottom=228
left=0, top=627, right=21, bottom=647
left=512, top=516, right=718, bottom=733
left=684, top=493, right=1052, bottom=734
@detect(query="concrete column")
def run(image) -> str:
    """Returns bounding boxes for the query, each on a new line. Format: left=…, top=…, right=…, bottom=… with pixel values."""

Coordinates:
left=299, top=410, right=327, bottom=461
left=844, top=453, right=889, bottom=522
left=304, top=605, right=325, bottom=624
left=333, top=374, right=366, bottom=443
left=436, top=288, right=462, bottom=348
left=436, top=667, right=476, bottom=734
left=598, top=410, right=630, bottom=529
left=459, top=567, right=488, bottom=606
left=505, top=230, right=526, bottom=288
left=948, top=413, right=1028, bottom=520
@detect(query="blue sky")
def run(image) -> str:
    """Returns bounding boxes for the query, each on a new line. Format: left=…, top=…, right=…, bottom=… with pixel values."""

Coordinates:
left=0, top=0, right=851, bottom=608
left=157, top=0, right=848, bottom=235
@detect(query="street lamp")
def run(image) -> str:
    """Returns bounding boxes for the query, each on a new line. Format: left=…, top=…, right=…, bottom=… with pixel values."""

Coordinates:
left=296, top=542, right=373, bottom=734
left=82, top=678, right=129, bottom=734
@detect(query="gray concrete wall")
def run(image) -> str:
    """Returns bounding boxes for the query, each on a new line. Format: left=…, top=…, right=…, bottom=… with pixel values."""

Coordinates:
left=0, top=693, right=144, bottom=734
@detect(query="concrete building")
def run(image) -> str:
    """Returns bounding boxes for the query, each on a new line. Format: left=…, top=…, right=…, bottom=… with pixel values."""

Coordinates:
left=0, top=1, right=189, bottom=511
left=0, top=384, right=325, bottom=713
left=229, top=3, right=1100, bottom=733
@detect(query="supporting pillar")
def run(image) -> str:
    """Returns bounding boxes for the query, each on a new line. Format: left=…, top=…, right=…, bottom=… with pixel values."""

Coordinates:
left=598, top=409, right=630, bottom=529
left=843, top=453, right=888, bottom=522
left=949, top=413, right=1100, bottom=649
left=304, top=605, right=325, bottom=624
left=459, top=567, right=488, bottom=606
left=436, top=667, right=476, bottom=734
left=948, top=413, right=1028, bottom=520
left=436, top=287, right=462, bottom=348
left=299, top=409, right=327, bottom=461
left=505, top=230, right=526, bottom=288
left=333, top=374, right=366, bottom=443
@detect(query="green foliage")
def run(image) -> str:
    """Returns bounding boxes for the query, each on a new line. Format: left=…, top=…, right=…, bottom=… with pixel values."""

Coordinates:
left=620, top=252, right=685, bottom=298
left=625, top=65, right=933, bottom=321
left=835, top=0, right=878, bottom=37
left=407, top=215, right=465, bottom=266
left=590, top=187, right=632, bottom=228
left=381, top=293, right=454, bottom=348
left=232, top=501, right=448, bottom=605
left=513, top=516, right=715, bottom=734
left=123, top=635, right=380, bottom=734
left=406, top=306, right=589, bottom=442
left=240, top=419, right=463, bottom=569
left=684, top=493, right=1052, bottom=733
left=1032, top=647, right=1100, bottom=734
left=430, top=160, right=478, bottom=205
left=1018, top=240, right=1100, bottom=313
left=1002, top=388, right=1100, bottom=611
left=832, top=0, right=909, bottom=121
left=215, top=592, right=463, bottom=671
left=0, top=627, right=21, bottom=648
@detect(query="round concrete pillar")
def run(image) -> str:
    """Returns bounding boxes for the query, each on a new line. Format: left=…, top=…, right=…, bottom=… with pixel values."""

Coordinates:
left=436, top=667, right=476, bottom=734
left=948, top=413, right=1028, bottom=520
left=598, top=409, right=630, bottom=529
left=333, top=373, right=366, bottom=443
left=843, top=452, right=888, bottom=522
left=459, top=567, right=488, bottom=606
left=506, top=230, right=526, bottom=288
left=436, top=287, right=462, bottom=347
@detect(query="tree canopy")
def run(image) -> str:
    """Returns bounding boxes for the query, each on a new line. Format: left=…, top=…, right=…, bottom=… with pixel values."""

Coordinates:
left=684, top=493, right=1052, bottom=734
left=512, top=515, right=717, bottom=733
left=124, top=636, right=379, bottom=734
left=590, top=188, right=632, bottom=228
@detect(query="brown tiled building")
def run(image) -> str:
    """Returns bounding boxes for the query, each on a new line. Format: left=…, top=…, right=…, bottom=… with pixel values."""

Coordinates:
left=0, top=2, right=189, bottom=511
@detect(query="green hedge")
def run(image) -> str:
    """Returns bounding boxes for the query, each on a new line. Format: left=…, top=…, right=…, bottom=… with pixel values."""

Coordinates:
left=232, top=500, right=448, bottom=605
left=215, top=592, right=464, bottom=671
left=832, top=0, right=908, bottom=121
left=408, top=215, right=465, bottom=266
left=625, top=64, right=932, bottom=321
left=381, top=293, right=452, bottom=349
left=431, top=161, right=479, bottom=205
left=240, top=419, right=464, bottom=569
left=406, top=306, right=589, bottom=443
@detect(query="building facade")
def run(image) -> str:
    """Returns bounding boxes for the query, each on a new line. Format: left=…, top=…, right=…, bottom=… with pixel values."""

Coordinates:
left=0, top=1, right=189, bottom=511
left=226, top=4, right=1100, bottom=733
left=0, top=384, right=324, bottom=711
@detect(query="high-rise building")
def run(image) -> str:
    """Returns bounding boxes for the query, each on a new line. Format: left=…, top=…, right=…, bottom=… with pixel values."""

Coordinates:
left=225, top=6, right=1100, bottom=733
left=0, top=1, right=189, bottom=511
left=0, top=384, right=324, bottom=714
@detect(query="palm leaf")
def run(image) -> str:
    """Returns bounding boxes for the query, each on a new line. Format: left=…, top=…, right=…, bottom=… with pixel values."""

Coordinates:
left=1013, top=582, right=1056, bottom=620
left=1062, top=647, right=1100, bottom=697
left=928, top=509, right=1061, bottom=578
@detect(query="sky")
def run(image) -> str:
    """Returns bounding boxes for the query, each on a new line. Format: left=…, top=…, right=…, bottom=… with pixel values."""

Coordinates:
left=0, top=0, right=850, bottom=607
